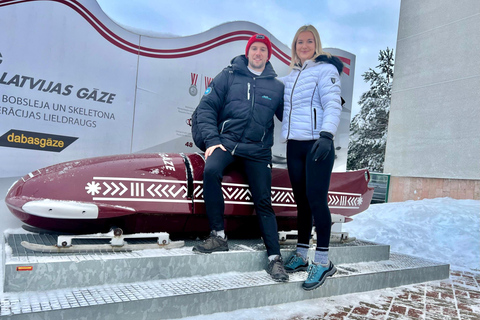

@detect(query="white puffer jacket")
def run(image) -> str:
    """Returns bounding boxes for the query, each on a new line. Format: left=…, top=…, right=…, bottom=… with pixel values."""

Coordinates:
left=281, top=54, right=343, bottom=141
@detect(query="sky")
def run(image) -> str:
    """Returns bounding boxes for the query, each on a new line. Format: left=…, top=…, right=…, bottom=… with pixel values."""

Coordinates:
left=95, top=0, right=401, bottom=117
left=1, top=197, right=478, bottom=318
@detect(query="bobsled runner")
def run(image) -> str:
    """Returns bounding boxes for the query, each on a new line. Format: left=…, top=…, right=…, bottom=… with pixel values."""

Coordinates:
left=19, top=229, right=185, bottom=253
left=5, top=153, right=374, bottom=239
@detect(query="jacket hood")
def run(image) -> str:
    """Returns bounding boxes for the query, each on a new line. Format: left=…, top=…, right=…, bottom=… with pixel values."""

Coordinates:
left=314, top=54, right=344, bottom=75
left=230, top=55, right=278, bottom=78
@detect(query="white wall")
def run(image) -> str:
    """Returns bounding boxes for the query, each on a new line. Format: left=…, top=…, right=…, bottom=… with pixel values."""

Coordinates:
left=384, top=0, right=480, bottom=179
left=1, top=178, right=23, bottom=231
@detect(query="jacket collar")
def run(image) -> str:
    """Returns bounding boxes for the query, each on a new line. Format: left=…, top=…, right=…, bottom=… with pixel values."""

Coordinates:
left=230, top=55, right=278, bottom=78
left=294, top=54, right=344, bottom=75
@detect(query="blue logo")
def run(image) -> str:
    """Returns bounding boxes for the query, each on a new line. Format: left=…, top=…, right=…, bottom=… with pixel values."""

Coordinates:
left=204, top=87, right=212, bottom=95
left=262, top=95, right=272, bottom=100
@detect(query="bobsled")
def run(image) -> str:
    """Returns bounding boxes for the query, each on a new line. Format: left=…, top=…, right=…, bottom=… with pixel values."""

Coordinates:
left=5, top=153, right=374, bottom=237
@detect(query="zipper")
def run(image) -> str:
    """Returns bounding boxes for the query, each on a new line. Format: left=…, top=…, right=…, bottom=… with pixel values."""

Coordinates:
left=250, top=80, right=255, bottom=110
left=220, top=119, right=230, bottom=134
left=236, top=79, right=256, bottom=153
left=311, top=83, right=319, bottom=138
left=286, top=67, right=304, bottom=139
left=234, top=74, right=267, bottom=154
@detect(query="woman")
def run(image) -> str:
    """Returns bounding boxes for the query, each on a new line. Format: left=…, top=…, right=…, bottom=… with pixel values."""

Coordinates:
left=281, top=25, right=343, bottom=290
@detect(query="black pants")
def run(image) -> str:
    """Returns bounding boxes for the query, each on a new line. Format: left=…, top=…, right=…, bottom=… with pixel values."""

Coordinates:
left=286, top=140, right=335, bottom=248
left=203, top=149, right=280, bottom=256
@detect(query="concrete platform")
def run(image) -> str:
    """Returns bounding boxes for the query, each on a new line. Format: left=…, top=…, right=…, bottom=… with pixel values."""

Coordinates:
left=0, top=233, right=449, bottom=319
left=0, top=253, right=449, bottom=319
left=3, top=234, right=390, bottom=292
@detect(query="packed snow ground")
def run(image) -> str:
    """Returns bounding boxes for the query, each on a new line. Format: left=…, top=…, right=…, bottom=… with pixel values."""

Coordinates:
left=1, top=197, right=479, bottom=319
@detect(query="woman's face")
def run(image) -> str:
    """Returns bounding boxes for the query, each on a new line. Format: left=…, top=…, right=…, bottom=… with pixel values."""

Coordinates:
left=296, top=31, right=316, bottom=65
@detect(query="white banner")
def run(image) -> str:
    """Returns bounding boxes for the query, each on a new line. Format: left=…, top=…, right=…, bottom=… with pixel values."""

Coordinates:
left=0, top=0, right=355, bottom=177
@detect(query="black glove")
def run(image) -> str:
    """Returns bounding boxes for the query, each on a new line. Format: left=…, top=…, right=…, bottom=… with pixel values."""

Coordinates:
left=311, top=131, right=334, bottom=162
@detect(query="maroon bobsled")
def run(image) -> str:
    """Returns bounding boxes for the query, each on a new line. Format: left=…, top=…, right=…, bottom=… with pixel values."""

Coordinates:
left=5, top=153, right=373, bottom=237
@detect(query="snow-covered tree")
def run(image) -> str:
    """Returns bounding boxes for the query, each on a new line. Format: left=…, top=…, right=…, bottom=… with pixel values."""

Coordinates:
left=347, top=48, right=394, bottom=172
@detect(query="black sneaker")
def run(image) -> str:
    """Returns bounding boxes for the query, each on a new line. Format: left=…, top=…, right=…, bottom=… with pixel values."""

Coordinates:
left=193, top=231, right=229, bottom=253
left=266, top=256, right=289, bottom=282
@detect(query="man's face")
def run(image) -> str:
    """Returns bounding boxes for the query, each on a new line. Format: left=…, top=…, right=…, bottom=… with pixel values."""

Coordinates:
left=247, top=42, right=269, bottom=72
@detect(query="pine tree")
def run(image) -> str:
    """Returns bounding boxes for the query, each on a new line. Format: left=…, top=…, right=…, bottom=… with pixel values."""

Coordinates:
left=347, top=48, right=394, bottom=172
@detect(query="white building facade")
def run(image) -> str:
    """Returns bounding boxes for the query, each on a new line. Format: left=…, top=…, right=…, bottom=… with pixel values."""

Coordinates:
left=384, top=0, right=480, bottom=201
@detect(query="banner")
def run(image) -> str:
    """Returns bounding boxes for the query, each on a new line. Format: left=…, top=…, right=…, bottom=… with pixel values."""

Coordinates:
left=0, top=0, right=355, bottom=177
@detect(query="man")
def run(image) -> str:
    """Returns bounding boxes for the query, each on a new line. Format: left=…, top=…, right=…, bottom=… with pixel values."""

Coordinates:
left=192, top=34, right=288, bottom=282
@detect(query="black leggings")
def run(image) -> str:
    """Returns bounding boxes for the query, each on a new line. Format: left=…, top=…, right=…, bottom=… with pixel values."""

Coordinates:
left=286, top=139, right=335, bottom=248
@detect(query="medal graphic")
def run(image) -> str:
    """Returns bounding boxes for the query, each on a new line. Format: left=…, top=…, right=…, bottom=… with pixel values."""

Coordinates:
left=189, top=73, right=198, bottom=96
left=205, top=76, right=213, bottom=89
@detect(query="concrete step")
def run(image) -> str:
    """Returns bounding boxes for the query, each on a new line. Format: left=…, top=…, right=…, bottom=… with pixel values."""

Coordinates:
left=4, top=234, right=390, bottom=292
left=0, top=253, right=449, bottom=319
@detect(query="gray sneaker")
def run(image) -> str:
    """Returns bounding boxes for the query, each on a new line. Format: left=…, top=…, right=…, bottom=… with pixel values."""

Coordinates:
left=193, top=231, right=229, bottom=253
left=266, top=256, right=289, bottom=282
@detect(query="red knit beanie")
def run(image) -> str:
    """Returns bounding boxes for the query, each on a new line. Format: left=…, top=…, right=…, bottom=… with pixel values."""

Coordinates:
left=245, top=34, right=272, bottom=61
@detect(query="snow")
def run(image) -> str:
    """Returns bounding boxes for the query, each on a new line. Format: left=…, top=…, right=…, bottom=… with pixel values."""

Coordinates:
left=1, top=197, right=479, bottom=319
left=344, top=197, right=479, bottom=271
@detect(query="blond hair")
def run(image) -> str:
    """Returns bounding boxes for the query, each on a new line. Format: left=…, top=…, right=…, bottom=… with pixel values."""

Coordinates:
left=290, top=25, right=331, bottom=68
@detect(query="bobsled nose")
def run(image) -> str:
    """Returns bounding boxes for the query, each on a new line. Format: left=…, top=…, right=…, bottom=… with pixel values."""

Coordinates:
left=22, top=200, right=99, bottom=219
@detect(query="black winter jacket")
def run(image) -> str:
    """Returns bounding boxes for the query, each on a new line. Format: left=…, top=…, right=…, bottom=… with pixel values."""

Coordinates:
left=195, top=55, right=284, bottom=163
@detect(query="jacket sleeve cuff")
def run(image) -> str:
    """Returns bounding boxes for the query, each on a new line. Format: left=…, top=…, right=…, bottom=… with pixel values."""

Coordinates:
left=205, top=137, right=222, bottom=149
left=319, top=131, right=334, bottom=140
